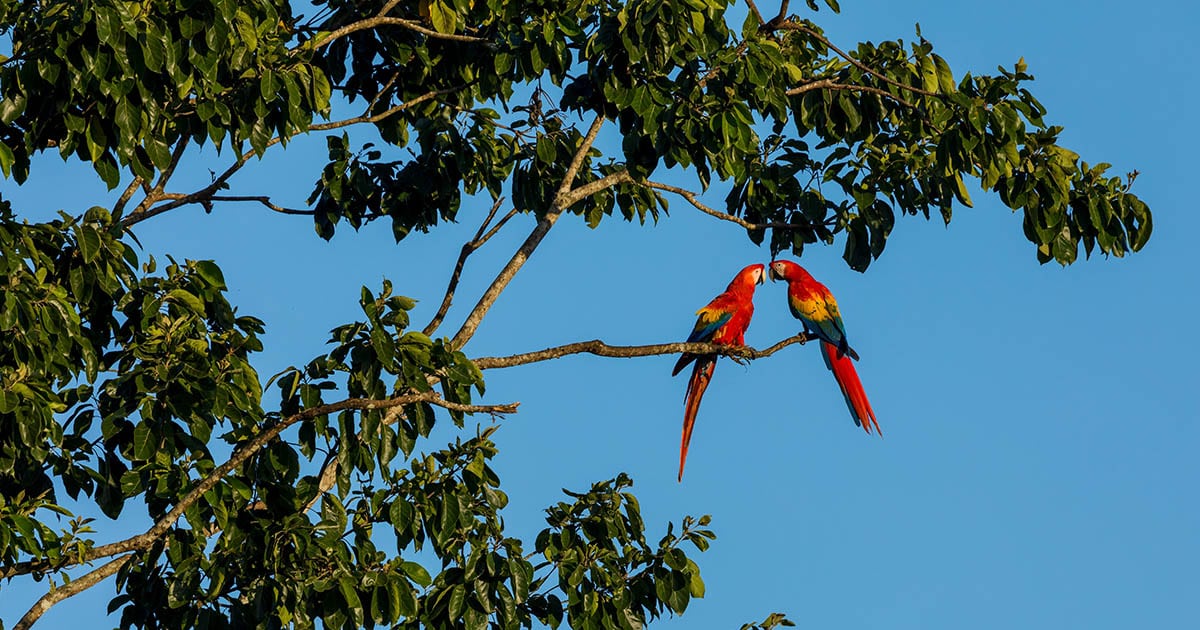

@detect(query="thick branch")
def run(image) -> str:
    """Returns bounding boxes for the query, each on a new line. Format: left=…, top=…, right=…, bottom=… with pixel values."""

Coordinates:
left=776, top=20, right=941, bottom=99
left=423, top=198, right=516, bottom=336
left=553, top=115, right=608, bottom=208
left=13, top=555, right=133, bottom=630
left=560, top=170, right=633, bottom=209
left=111, top=176, right=144, bottom=218
left=745, top=0, right=767, bottom=25
left=641, top=180, right=826, bottom=231
left=0, top=393, right=516, bottom=581
left=128, top=140, right=191, bottom=215
left=449, top=115, right=607, bottom=349
left=473, top=334, right=813, bottom=370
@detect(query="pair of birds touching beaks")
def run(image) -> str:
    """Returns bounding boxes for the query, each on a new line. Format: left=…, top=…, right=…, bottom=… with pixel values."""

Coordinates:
left=672, top=259, right=880, bottom=481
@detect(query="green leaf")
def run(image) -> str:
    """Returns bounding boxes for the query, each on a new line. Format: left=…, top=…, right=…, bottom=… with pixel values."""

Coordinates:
left=0, top=143, right=13, bottom=178
left=448, top=584, right=467, bottom=619
left=428, top=0, right=457, bottom=34
left=77, top=225, right=102, bottom=263
left=401, top=561, right=432, bottom=587
left=194, top=260, right=226, bottom=290
left=932, top=54, right=956, bottom=93
left=339, top=577, right=364, bottom=624
left=166, top=288, right=205, bottom=314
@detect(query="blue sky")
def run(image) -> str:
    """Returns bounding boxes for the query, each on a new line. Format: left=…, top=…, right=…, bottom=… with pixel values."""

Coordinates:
left=4, top=1, right=1197, bottom=628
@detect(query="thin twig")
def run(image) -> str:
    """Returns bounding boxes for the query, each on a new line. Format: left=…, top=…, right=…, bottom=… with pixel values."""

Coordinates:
left=473, top=334, right=814, bottom=370
left=315, top=16, right=487, bottom=48
left=449, top=114, right=607, bottom=349
left=775, top=20, right=941, bottom=99
left=207, top=195, right=316, bottom=214
left=785, top=78, right=920, bottom=109
left=121, top=87, right=464, bottom=228
left=0, top=393, right=516, bottom=581
left=640, top=180, right=823, bottom=231
left=423, top=197, right=514, bottom=336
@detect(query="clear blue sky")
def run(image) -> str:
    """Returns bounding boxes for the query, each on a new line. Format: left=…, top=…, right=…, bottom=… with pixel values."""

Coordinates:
left=4, top=1, right=1197, bottom=628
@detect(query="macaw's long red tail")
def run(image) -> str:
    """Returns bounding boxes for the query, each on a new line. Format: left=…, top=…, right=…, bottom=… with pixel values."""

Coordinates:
left=821, top=341, right=881, bottom=436
left=679, top=357, right=716, bottom=481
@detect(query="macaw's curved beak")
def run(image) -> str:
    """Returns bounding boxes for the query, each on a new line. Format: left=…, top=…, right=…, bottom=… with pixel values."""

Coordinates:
left=757, top=271, right=766, bottom=285
left=767, top=265, right=780, bottom=282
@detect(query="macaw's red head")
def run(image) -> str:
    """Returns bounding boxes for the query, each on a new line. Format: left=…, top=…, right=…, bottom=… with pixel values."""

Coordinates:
left=727, top=263, right=766, bottom=293
left=768, top=259, right=812, bottom=283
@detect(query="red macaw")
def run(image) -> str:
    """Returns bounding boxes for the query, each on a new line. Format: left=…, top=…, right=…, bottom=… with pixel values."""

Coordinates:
left=672, top=263, right=765, bottom=481
left=768, top=259, right=881, bottom=435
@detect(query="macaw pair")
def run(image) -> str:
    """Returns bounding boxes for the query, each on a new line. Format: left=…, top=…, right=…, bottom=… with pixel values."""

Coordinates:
left=673, top=260, right=880, bottom=480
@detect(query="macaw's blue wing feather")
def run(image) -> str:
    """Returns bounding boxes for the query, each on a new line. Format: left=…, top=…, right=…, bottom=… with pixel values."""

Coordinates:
left=686, top=307, right=733, bottom=343
left=673, top=307, right=733, bottom=376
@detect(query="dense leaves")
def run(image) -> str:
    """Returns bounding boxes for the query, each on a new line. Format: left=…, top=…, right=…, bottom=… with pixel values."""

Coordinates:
left=0, top=0, right=1150, bottom=628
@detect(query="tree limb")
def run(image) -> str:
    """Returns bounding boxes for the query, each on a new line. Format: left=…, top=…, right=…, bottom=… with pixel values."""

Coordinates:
left=423, top=197, right=517, bottom=336
left=559, top=170, right=634, bottom=209
left=310, top=0, right=486, bottom=48
left=120, top=86, right=464, bottom=227
left=473, top=334, right=814, bottom=370
left=449, top=114, right=607, bottom=349
left=785, top=78, right=920, bottom=109
left=775, top=20, right=941, bottom=99
left=12, top=554, right=134, bottom=630
left=207, top=196, right=316, bottom=215
left=0, top=393, right=517, bottom=581
left=315, top=17, right=487, bottom=48
left=745, top=0, right=767, bottom=26
left=112, top=176, right=144, bottom=218
left=640, top=180, right=826, bottom=231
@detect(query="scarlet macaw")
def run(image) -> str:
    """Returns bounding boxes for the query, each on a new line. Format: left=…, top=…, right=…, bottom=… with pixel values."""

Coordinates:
left=672, top=263, right=765, bottom=480
left=768, top=259, right=881, bottom=435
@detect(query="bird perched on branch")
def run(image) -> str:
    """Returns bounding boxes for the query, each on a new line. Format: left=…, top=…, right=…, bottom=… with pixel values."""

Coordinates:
left=673, top=263, right=764, bottom=481
left=768, top=259, right=881, bottom=435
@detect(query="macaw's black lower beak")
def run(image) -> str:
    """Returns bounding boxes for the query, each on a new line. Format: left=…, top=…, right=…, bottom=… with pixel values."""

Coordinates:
left=768, top=266, right=780, bottom=282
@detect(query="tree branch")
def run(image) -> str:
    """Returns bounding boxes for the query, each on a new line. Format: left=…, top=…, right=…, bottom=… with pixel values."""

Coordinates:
left=449, top=114, right=607, bottom=349
left=130, top=139, right=191, bottom=215
left=207, top=196, right=316, bottom=215
left=310, top=0, right=486, bottom=49
left=640, top=180, right=826, bottom=231
left=315, top=17, right=487, bottom=48
left=775, top=20, right=941, bottom=99
left=120, top=86, right=464, bottom=228
left=12, top=554, right=134, bottom=630
left=785, top=78, right=920, bottom=109
left=745, top=0, right=767, bottom=26
left=473, top=334, right=814, bottom=370
left=559, top=170, right=634, bottom=209
left=423, top=197, right=516, bottom=336
left=0, top=392, right=517, bottom=581
left=112, top=176, right=144, bottom=218
left=553, top=115, right=607, bottom=208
